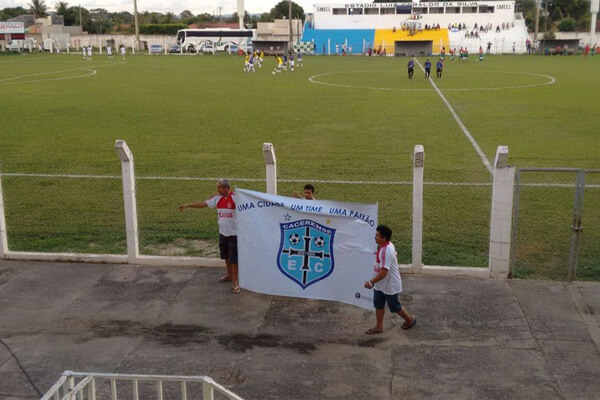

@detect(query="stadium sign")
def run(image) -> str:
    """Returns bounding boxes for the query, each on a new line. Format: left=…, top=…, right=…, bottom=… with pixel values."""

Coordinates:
left=337, top=2, right=504, bottom=8
left=0, top=22, right=25, bottom=34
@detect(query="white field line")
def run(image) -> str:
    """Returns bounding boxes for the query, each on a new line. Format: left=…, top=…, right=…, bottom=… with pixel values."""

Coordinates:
left=0, top=61, right=126, bottom=85
left=1, top=172, right=598, bottom=188
left=308, top=70, right=556, bottom=92
left=0, top=68, right=97, bottom=84
left=414, top=59, right=493, bottom=175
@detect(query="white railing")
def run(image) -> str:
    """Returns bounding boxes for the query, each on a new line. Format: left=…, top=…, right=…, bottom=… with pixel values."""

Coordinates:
left=0, top=141, right=515, bottom=278
left=40, top=371, right=244, bottom=400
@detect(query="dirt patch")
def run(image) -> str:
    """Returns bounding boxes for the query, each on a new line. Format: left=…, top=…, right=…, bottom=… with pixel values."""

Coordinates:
left=216, top=333, right=317, bottom=354
left=212, top=366, right=247, bottom=385
left=63, top=319, right=211, bottom=346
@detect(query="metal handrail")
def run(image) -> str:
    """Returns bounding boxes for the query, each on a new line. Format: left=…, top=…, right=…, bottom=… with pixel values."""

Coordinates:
left=41, top=371, right=244, bottom=400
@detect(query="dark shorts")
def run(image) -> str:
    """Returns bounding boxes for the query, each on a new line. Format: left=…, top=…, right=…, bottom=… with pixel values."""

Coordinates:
left=219, top=234, right=238, bottom=264
left=373, top=289, right=403, bottom=313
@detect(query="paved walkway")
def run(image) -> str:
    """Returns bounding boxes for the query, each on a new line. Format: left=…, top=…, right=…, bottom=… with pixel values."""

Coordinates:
left=1, top=260, right=599, bottom=400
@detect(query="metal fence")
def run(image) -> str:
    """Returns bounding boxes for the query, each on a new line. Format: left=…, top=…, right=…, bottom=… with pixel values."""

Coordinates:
left=510, top=168, right=600, bottom=281
left=41, top=371, right=244, bottom=400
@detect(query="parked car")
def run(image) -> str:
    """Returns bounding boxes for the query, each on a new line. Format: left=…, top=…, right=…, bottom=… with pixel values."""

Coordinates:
left=202, top=43, right=214, bottom=54
left=169, top=45, right=181, bottom=53
left=149, top=44, right=163, bottom=54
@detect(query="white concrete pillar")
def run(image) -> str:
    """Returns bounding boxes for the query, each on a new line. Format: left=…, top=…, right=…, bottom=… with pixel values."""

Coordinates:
left=98, top=37, right=102, bottom=54
left=263, top=143, right=277, bottom=195
left=115, top=140, right=139, bottom=261
left=0, top=172, right=8, bottom=258
left=488, top=146, right=515, bottom=278
left=591, top=0, right=599, bottom=49
left=412, top=145, right=424, bottom=270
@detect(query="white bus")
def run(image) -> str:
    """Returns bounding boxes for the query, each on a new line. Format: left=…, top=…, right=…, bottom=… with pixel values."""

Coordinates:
left=176, top=28, right=255, bottom=54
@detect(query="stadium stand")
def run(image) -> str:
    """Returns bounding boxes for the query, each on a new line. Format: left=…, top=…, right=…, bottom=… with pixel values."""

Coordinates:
left=302, top=1, right=528, bottom=55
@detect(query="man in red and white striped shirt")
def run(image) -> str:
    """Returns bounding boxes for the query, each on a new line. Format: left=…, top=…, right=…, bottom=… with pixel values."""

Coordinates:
left=179, top=179, right=239, bottom=294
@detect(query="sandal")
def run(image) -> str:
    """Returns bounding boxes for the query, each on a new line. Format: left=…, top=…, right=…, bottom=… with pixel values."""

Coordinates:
left=232, top=286, right=241, bottom=294
left=365, top=328, right=383, bottom=335
left=401, top=318, right=417, bottom=330
left=218, top=275, right=232, bottom=282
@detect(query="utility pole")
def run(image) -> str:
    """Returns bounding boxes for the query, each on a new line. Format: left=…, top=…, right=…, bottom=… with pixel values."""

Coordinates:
left=591, top=0, right=599, bottom=47
left=79, top=4, right=82, bottom=29
left=534, top=0, right=539, bottom=44
left=133, top=0, right=140, bottom=50
left=288, top=0, right=293, bottom=53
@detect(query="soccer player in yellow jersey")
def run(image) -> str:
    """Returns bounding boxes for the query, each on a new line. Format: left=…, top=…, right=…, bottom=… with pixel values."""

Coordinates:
left=259, top=50, right=264, bottom=67
left=273, top=55, right=283, bottom=74
left=244, top=53, right=250, bottom=72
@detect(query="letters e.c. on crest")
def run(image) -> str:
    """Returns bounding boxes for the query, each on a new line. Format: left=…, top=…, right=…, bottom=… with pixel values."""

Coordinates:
left=277, top=219, right=336, bottom=289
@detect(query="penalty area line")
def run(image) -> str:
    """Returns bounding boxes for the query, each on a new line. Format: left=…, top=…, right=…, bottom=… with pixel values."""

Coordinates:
left=415, top=59, right=493, bottom=176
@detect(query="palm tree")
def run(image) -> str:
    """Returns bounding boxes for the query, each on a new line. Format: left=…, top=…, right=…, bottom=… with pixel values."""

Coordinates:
left=55, top=1, right=68, bottom=15
left=164, top=12, right=175, bottom=24
left=29, top=0, right=48, bottom=17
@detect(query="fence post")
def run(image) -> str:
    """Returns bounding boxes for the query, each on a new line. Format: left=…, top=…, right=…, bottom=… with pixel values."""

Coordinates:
left=568, top=170, right=585, bottom=281
left=263, top=143, right=277, bottom=195
left=0, top=171, right=8, bottom=258
left=202, top=381, right=214, bottom=400
left=412, top=145, right=424, bottom=270
left=115, top=140, right=139, bottom=262
left=488, top=146, right=515, bottom=278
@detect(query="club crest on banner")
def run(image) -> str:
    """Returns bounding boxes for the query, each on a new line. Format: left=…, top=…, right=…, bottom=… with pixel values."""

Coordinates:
left=277, top=219, right=336, bottom=289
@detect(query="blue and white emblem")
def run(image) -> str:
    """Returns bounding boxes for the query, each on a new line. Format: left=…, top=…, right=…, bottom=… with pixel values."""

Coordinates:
left=277, top=219, right=336, bottom=289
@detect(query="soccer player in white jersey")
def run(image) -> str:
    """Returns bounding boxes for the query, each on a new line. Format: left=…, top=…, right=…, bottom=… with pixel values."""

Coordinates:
left=120, top=46, right=126, bottom=60
left=364, top=225, right=417, bottom=334
left=82, top=46, right=87, bottom=60
left=178, top=179, right=240, bottom=294
left=106, top=45, right=113, bottom=59
left=86, top=46, right=92, bottom=61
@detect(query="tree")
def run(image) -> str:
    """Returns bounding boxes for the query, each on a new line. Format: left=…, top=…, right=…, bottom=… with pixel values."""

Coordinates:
left=0, top=6, right=28, bottom=20
left=54, top=1, right=68, bottom=15
left=259, top=12, right=273, bottom=22
left=164, top=12, right=175, bottom=24
left=28, top=0, right=48, bottom=18
left=180, top=10, right=193, bottom=19
left=197, top=13, right=214, bottom=22
left=270, top=1, right=304, bottom=20
left=557, top=17, right=577, bottom=31
left=548, top=0, right=588, bottom=21
left=62, top=5, right=87, bottom=26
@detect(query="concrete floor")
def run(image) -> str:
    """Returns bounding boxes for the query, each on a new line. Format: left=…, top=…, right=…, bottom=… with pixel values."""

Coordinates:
left=1, top=260, right=599, bottom=400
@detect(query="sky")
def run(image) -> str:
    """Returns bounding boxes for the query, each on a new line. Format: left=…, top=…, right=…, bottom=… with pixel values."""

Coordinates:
left=3, top=0, right=319, bottom=15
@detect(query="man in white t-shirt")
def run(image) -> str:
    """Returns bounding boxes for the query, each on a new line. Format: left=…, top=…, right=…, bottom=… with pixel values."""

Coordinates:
left=364, top=225, right=416, bottom=334
left=107, top=45, right=113, bottom=59
left=179, top=178, right=240, bottom=294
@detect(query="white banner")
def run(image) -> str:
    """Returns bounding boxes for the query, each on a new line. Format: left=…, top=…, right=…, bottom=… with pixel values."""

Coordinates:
left=236, top=188, right=378, bottom=310
left=0, top=22, right=25, bottom=34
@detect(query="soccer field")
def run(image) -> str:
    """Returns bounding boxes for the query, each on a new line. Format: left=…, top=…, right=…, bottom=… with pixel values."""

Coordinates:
left=0, top=52, right=598, bottom=279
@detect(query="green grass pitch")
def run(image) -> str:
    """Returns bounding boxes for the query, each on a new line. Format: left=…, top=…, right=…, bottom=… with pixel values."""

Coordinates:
left=0, top=51, right=598, bottom=280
